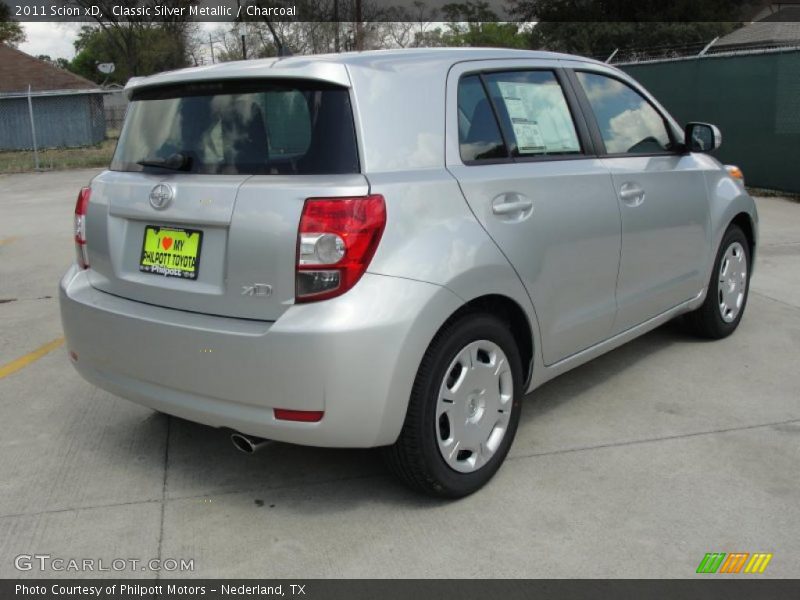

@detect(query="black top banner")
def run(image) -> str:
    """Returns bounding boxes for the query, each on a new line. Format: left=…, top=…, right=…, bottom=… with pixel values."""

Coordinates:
left=1, top=0, right=791, bottom=23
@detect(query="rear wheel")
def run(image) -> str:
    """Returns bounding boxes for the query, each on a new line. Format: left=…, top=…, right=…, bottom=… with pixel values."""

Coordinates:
left=384, top=313, right=523, bottom=498
left=685, top=224, right=751, bottom=339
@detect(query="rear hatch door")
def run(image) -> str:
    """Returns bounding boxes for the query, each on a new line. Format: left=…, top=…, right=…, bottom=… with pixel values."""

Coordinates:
left=86, top=77, right=364, bottom=321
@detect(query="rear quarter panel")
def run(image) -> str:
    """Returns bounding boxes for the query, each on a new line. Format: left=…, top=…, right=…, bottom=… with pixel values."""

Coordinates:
left=364, top=170, right=543, bottom=394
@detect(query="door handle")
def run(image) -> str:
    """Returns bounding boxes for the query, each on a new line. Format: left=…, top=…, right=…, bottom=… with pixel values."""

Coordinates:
left=619, top=182, right=645, bottom=207
left=491, top=194, right=534, bottom=218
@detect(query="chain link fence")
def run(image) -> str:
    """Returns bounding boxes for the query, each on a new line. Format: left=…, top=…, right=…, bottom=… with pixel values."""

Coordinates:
left=103, top=88, right=128, bottom=134
left=0, top=87, right=127, bottom=173
left=591, top=40, right=800, bottom=65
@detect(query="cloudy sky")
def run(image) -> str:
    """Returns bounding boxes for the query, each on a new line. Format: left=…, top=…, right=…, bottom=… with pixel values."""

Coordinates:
left=18, top=22, right=219, bottom=60
left=19, top=22, right=82, bottom=59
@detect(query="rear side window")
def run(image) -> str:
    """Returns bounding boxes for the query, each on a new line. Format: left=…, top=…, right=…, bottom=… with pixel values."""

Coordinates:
left=458, top=75, right=508, bottom=162
left=111, top=80, right=359, bottom=175
left=576, top=71, right=673, bottom=155
left=483, top=71, right=582, bottom=157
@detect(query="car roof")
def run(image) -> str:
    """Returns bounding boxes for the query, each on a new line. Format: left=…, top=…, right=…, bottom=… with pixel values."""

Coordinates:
left=125, top=47, right=605, bottom=95
left=284, top=47, right=600, bottom=66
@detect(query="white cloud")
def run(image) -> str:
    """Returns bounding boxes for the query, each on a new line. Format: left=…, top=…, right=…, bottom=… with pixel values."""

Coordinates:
left=19, top=23, right=81, bottom=60
left=606, top=105, right=668, bottom=154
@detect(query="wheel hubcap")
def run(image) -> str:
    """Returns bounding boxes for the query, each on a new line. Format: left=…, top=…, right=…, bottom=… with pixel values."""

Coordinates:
left=435, top=340, right=513, bottom=473
left=718, top=241, right=747, bottom=323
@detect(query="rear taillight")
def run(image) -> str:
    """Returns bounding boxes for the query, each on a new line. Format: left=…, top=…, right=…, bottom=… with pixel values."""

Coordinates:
left=74, top=187, right=91, bottom=269
left=296, top=195, right=386, bottom=302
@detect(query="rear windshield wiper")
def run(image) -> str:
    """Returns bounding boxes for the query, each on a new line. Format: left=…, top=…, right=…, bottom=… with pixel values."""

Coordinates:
left=136, top=153, right=192, bottom=172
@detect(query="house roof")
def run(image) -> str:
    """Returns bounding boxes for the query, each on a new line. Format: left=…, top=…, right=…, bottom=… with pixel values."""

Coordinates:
left=716, top=7, right=800, bottom=48
left=0, top=45, right=98, bottom=94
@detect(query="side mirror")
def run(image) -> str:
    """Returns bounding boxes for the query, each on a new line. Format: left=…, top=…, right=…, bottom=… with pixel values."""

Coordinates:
left=685, top=122, right=722, bottom=153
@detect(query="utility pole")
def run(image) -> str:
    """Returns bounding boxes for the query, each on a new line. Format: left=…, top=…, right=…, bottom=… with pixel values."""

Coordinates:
left=355, top=0, right=363, bottom=51
left=236, top=0, right=247, bottom=59
left=334, top=0, right=340, bottom=53
left=209, top=32, right=216, bottom=64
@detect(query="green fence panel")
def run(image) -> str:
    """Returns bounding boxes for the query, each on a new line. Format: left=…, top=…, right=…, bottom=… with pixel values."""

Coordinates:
left=621, top=50, right=800, bottom=193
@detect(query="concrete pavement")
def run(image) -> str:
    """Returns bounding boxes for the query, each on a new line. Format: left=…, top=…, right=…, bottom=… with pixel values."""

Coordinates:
left=0, top=169, right=798, bottom=578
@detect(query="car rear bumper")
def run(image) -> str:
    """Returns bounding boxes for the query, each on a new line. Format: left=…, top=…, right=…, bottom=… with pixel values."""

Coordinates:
left=59, top=266, right=462, bottom=447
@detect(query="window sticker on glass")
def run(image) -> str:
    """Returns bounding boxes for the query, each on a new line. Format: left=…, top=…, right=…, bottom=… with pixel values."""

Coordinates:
left=497, top=83, right=547, bottom=153
left=487, top=72, right=582, bottom=157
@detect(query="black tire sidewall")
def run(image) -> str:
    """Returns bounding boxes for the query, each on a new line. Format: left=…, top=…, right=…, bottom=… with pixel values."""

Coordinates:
left=413, top=313, right=524, bottom=496
left=707, top=226, right=751, bottom=335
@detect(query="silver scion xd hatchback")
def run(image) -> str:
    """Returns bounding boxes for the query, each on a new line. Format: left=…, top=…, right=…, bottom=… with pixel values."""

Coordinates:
left=60, top=48, right=757, bottom=497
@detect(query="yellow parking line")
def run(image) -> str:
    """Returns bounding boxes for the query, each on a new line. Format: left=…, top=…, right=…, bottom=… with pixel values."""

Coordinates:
left=0, top=338, right=64, bottom=380
left=0, top=236, right=18, bottom=246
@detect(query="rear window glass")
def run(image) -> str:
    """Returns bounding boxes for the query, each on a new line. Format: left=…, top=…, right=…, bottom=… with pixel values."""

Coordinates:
left=111, top=80, right=359, bottom=175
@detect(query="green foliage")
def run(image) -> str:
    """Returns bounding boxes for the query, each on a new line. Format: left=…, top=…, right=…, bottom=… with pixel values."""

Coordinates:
left=0, top=2, right=26, bottom=47
left=36, top=55, right=72, bottom=70
left=64, top=1, right=196, bottom=83
left=505, top=0, right=748, bottom=55
left=442, top=21, right=527, bottom=48
left=67, top=23, right=192, bottom=84
left=509, top=0, right=757, bottom=22
left=422, top=1, right=527, bottom=48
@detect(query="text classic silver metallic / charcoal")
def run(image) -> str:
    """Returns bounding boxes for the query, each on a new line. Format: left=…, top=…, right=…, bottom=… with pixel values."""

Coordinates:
left=59, top=48, right=757, bottom=497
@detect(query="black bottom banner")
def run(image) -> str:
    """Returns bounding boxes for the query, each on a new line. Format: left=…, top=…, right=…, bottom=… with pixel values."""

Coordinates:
left=2, top=580, right=800, bottom=600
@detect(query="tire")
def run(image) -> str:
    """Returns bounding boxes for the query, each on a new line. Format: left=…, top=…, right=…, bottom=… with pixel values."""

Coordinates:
left=384, top=312, right=524, bottom=498
left=685, top=224, right=751, bottom=339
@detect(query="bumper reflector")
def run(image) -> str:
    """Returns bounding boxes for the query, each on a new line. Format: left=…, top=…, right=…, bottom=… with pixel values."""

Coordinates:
left=274, top=409, right=324, bottom=422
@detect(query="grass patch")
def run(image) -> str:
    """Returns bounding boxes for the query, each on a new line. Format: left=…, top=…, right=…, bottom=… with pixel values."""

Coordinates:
left=0, top=138, right=117, bottom=174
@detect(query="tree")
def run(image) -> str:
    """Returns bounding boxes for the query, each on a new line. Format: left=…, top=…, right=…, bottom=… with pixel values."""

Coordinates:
left=509, top=0, right=748, bottom=56
left=0, top=2, right=26, bottom=47
left=374, top=1, right=439, bottom=48
left=70, top=0, right=197, bottom=79
left=509, top=0, right=757, bottom=22
left=36, top=55, right=72, bottom=70
left=430, top=1, right=527, bottom=49
left=68, top=21, right=197, bottom=84
left=204, top=0, right=412, bottom=61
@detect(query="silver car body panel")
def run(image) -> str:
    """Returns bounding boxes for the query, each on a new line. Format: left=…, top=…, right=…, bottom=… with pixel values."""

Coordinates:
left=61, top=265, right=463, bottom=447
left=60, top=48, right=758, bottom=447
left=604, top=153, right=711, bottom=334
left=87, top=170, right=369, bottom=321
left=445, top=59, right=623, bottom=365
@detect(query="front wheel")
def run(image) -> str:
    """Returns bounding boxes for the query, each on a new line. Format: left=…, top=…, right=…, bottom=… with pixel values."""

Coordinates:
left=384, top=313, right=523, bottom=498
left=685, top=224, right=751, bottom=339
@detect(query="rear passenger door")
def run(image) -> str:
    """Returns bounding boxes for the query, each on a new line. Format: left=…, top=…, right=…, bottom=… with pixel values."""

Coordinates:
left=446, top=62, right=622, bottom=366
left=570, top=68, right=711, bottom=333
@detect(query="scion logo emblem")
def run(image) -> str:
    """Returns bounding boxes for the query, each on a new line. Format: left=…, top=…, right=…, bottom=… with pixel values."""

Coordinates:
left=149, top=184, right=173, bottom=210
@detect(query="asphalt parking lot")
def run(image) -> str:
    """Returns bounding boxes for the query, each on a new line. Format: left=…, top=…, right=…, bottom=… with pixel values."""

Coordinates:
left=1, top=169, right=798, bottom=579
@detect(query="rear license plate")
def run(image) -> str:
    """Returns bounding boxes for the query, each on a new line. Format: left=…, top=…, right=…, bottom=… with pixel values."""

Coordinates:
left=139, top=225, right=203, bottom=280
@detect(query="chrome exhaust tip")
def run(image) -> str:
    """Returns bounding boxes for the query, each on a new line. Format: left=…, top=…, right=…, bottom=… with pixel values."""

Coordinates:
left=231, top=432, right=272, bottom=454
